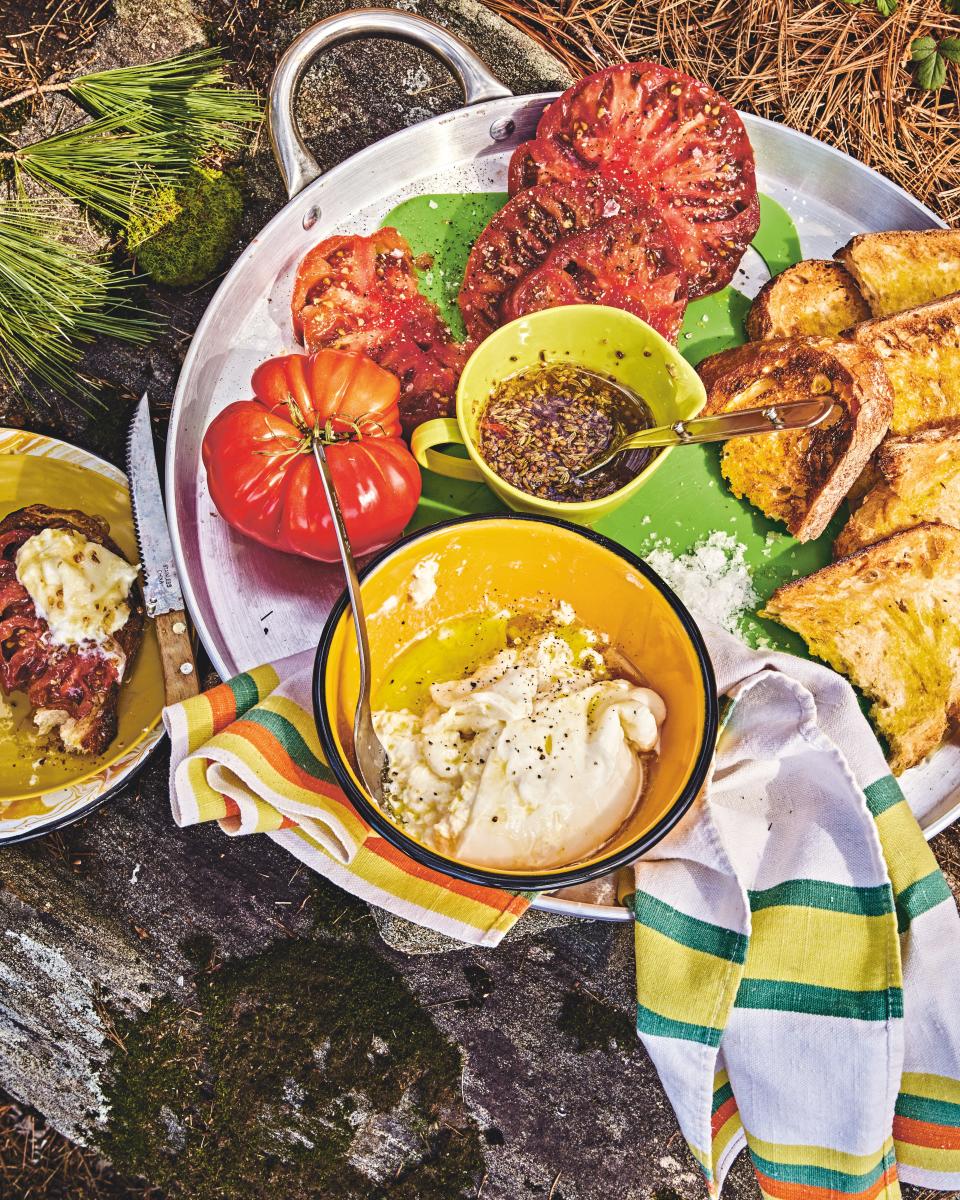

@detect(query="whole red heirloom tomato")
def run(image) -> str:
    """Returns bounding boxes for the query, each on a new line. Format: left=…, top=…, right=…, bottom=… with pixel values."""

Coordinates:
left=201, top=350, right=421, bottom=562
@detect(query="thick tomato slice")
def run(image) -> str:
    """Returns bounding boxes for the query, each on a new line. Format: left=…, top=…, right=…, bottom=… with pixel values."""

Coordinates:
left=501, top=206, right=687, bottom=342
left=458, top=176, right=640, bottom=341
left=292, top=229, right=464, bottom=435
left=508, top=63, right=760, bottom=299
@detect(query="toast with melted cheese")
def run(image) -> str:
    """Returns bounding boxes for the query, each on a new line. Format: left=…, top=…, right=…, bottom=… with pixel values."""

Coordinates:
left=835, top=420, right=960, bottom=556
left=0, top=505, right=144, bottom=755
left=848, top=293, right=960, bottom=436
left=835, top=229, right=960, bottom=317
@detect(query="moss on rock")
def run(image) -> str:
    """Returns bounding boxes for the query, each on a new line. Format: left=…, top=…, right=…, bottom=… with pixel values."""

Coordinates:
left=100, top=936, right=484, bottom=1198
left=557, top=985, right=635, bottom=1053
left=126, top=166, right=242, bottom=287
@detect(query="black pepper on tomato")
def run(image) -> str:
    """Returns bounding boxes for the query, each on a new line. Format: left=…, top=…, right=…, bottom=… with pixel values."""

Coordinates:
left=507, top=62, right=760, bottom=301
left=459, top=176, right=686, bottom=343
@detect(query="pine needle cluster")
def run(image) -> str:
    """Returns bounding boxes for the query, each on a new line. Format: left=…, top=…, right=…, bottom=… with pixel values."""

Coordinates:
left=0, top=201, right=154, bottom=400
left=0, top=48, right=261, bottom=403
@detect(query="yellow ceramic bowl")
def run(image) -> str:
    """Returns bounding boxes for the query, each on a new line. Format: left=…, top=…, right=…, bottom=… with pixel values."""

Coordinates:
left=313, top=514, right=718, bottom=890
left=411, top=306, right=707, bottom=527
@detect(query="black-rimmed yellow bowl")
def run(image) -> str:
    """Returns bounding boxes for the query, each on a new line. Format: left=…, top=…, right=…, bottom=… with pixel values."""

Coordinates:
left=312, top=514, right=718, bottom=891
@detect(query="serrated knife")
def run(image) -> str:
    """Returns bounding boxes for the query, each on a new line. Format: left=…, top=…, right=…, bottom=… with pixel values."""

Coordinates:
left=127, top=393, right=199, bottom=705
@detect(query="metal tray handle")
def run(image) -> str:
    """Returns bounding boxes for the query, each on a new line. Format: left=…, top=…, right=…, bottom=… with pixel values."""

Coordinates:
left=269, top=6, right=514, bottom=198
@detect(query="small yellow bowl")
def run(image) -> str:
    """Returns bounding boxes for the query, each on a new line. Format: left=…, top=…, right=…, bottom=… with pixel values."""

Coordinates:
left=411, top=306, right=707, bottom=526
left=313, top=514, right=718, bottom=891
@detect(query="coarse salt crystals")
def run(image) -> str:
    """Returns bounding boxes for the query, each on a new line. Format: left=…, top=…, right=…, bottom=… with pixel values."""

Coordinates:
left=644, top=531, right=757, bottom=635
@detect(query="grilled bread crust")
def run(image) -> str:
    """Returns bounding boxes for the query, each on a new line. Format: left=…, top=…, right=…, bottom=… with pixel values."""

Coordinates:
left=762, top=521, right=960, bottom=774
left=746, top=260, right=869, bottom=341
left=847, top=293, right=960, bottom=437
left=877, top=418, right=960, bottom=491
left=834, top=421, right=960, bottom=557
left=835, top=230, right=960, bottom=317
left=0, top=504, right=144, bottom=755
left=698, top=337, right=893, bottom=541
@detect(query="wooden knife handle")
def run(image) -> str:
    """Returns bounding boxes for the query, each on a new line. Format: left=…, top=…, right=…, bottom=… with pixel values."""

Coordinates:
left=155, top=610, right=200, bottom=705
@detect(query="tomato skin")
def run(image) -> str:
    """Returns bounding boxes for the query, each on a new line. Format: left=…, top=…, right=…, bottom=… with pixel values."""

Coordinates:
left=291, top=229, right=465, bottom=436
left=459, top=177, right=643, bottom=341
left=508, top=63, right=759, bottom=299
left=201, top=350, right=421, bottom=563
left=500, top=209, right=687, bottom=342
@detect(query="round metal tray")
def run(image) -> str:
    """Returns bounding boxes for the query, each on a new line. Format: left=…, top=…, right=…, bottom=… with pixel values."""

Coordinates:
left=166, top=11, right=954, bottom=922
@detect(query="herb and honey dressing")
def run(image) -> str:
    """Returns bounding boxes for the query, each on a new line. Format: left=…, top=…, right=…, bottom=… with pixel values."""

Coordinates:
left=371, top=606, right=666, bottom=871
left=477, top=362, right=656, bottom=503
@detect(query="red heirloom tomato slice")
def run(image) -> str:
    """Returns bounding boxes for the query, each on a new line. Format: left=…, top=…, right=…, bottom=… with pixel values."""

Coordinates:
left=201, top=350, right=422, bottom=563
left=501, top=208, right=687, bottom=342
left=291, top=228, right=466, bottom=436
left=508, top=63, right=760, bottom=299
left=458, top=176, right=640, bottom=341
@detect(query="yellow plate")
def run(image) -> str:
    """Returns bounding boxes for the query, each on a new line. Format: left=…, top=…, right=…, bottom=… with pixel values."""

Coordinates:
left=0, top=429, right=164, bottom=821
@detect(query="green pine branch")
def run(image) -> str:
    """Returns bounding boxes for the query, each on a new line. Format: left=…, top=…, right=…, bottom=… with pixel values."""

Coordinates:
left=5, top=116, right=191, bottom=224
left=0, top=46, right=261, bottom=405
left=0, top=200, right=157, bottom=403
left=68, top=49, right=262, bottom=153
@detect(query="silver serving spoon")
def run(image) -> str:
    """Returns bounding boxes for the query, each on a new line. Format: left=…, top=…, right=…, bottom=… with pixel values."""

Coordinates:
left=313, top=441, right=388, bottom=803
left=576, top=397, right=839, bottom=479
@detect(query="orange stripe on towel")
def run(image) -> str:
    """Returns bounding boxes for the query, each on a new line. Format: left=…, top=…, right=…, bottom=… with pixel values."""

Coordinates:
left=368, top=836, right=529, bottom=914
left=755, top=1167, right=897, bottom=1200
left=894, top=1114, right=960, bottom=1150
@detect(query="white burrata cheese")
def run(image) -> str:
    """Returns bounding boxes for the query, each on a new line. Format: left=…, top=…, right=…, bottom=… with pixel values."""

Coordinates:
left=15, top=527, right=139, bottom=647
left=407, top=555, right=439, bottom=607
left=374, top=631, right=665, bottom=870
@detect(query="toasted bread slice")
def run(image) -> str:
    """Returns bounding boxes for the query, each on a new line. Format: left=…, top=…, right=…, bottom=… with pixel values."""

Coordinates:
left=762, top=522, right=960, bottom=773
left=0, top=504, right=144, bottom=755
left=746, top=260, right=869, bottom=341
left=849, top=293, right=960, bottom=435
left=878, top=417, right=960, bottom=493
left=846, top=457, right=882, bottom=507
left=835, top=421, right=960, bottom=556
left=698, top=337, right=893, bottom=541
left=835, top=229, right=960, bottom=317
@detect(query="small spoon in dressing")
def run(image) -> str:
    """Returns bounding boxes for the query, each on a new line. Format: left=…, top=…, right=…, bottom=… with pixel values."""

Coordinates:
left=575, top=397, right=839, bottom=479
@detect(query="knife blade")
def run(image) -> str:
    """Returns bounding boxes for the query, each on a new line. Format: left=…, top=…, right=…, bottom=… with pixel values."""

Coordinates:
left=126, top=393, right=199, bottom=703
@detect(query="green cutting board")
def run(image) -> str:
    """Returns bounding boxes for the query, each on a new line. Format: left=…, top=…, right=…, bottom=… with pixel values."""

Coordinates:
left=384, top=192, right=825, bottom=657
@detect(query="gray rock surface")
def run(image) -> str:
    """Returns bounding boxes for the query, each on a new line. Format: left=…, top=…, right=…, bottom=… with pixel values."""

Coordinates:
left=0, top=2, right=956, bottom=1197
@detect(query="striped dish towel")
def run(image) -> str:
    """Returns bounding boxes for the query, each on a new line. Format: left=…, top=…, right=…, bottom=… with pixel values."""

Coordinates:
left=163, top=627, right=960, bottom=1195
left=162, top=650, right=530, bottom=946
left=634, top=623, right=960, bottom=1197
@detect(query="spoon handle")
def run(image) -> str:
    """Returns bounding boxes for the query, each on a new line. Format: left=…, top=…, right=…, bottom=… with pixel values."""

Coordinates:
left=637, top=397, right=839, bottom=448
left=579, top=397, right=839, bottom=477
left=312, top=441, right=383, bottom=795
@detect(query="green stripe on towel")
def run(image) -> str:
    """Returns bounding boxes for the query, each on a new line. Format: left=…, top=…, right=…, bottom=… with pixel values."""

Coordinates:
left=712, top=1081, right=734, bottom=1114
left=735, top=978, right=903, bottom=1021
left=243, top=709, right=339, bottom=786
left=636, top=1003, right=723, bottom=1047
left=748, top=879, right=894, bottom=917
left=634, top=891, right=748, bottom=964
left=227, top=671, right=260, bottom=716
left=751, top=1146, right=895, bottom=1192
left=896, top=869, right=953, bottom=933
left=896, top=1091, right=960, bottom=1127
left=863, top=775, right=905, bottom=817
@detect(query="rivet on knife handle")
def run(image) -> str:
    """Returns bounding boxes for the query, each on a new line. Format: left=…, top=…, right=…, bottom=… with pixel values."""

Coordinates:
left=155, top=610, right=199, bottom=704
